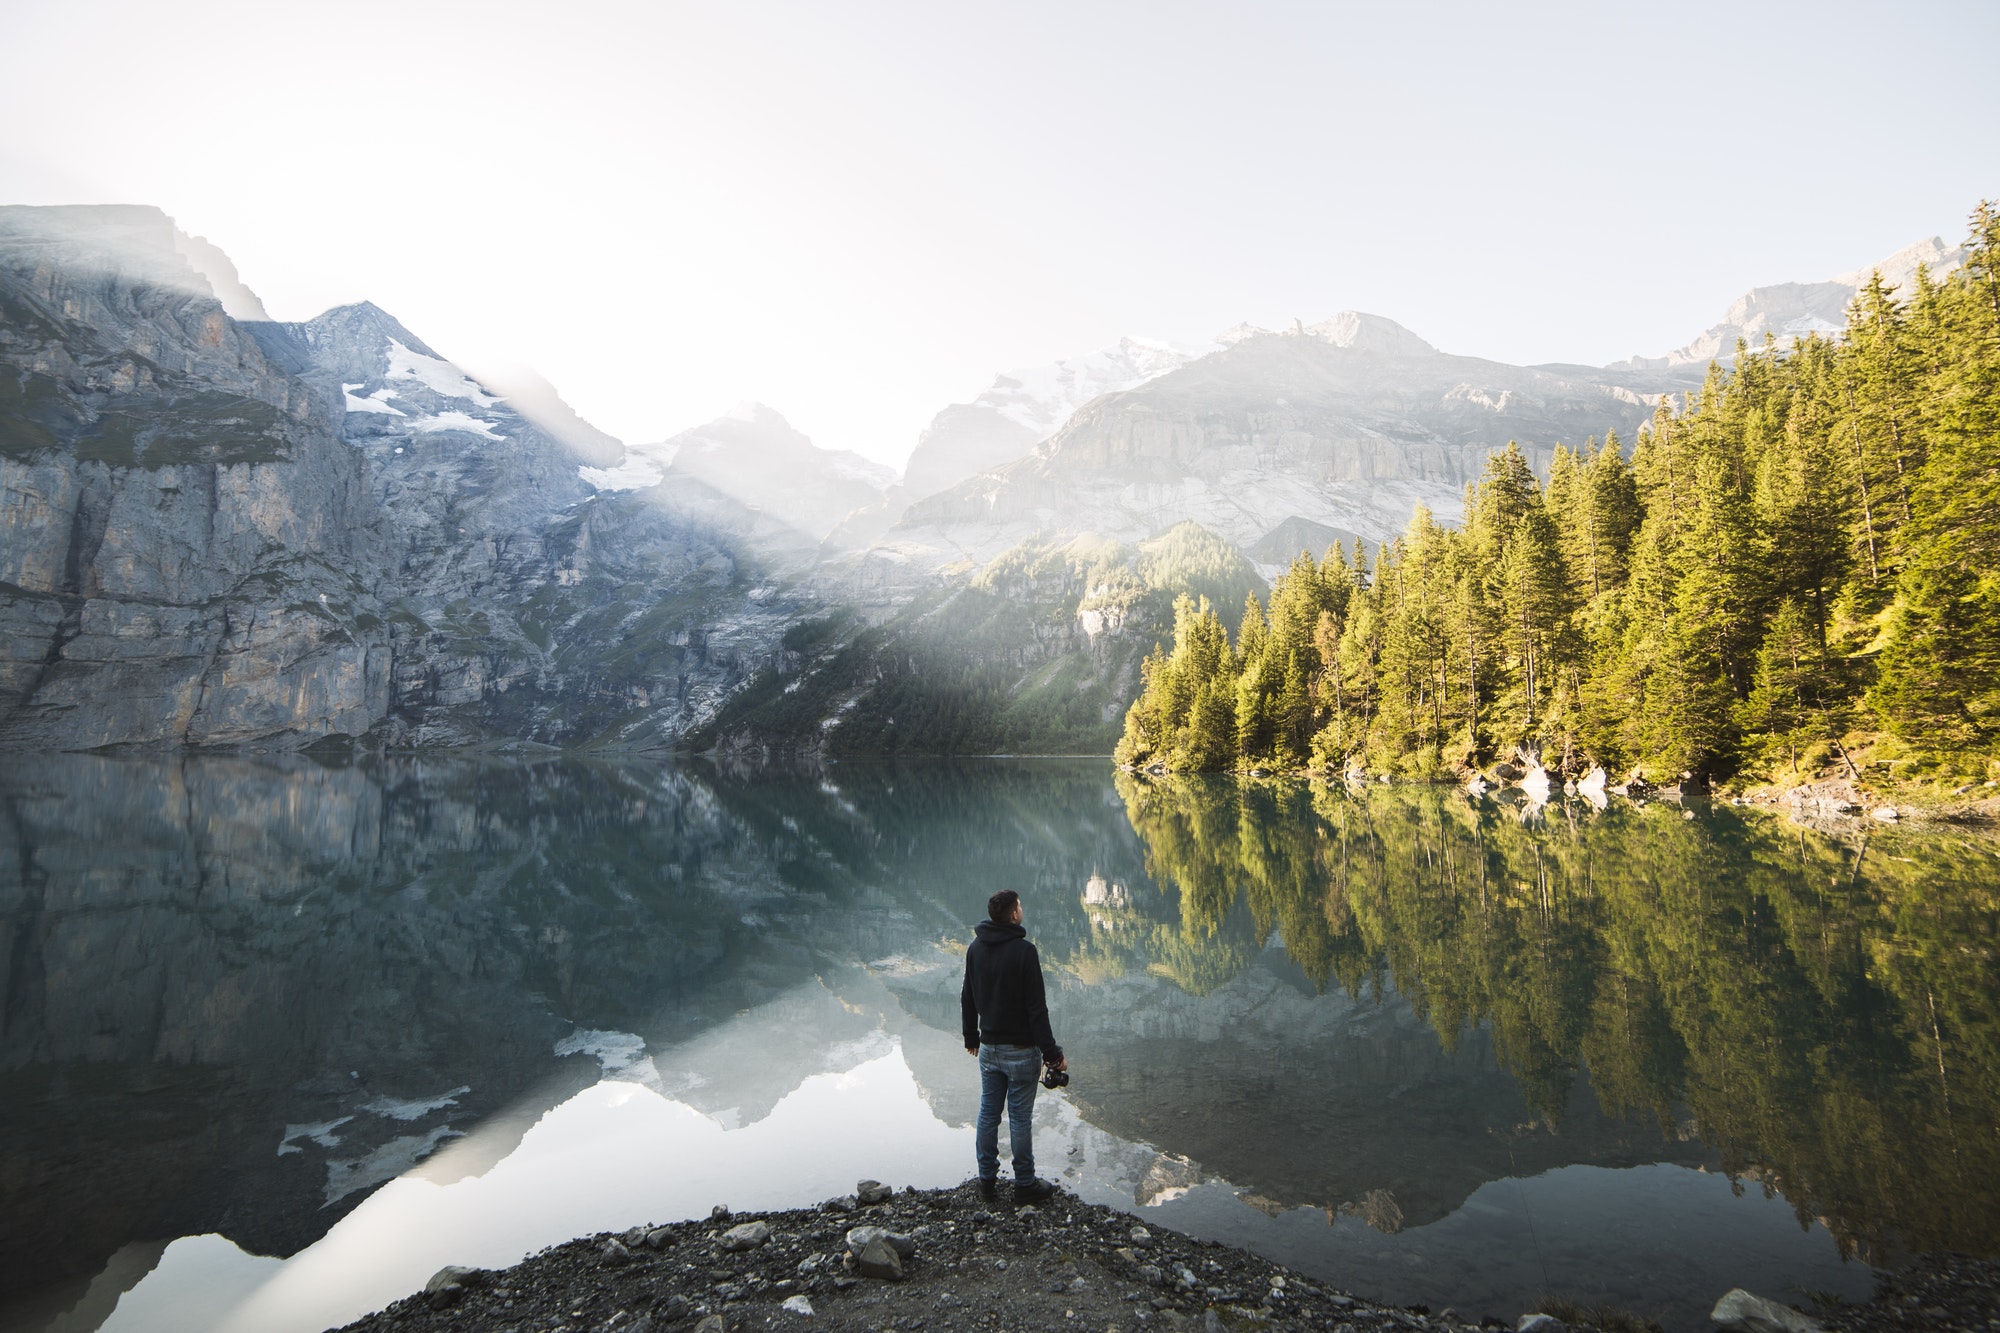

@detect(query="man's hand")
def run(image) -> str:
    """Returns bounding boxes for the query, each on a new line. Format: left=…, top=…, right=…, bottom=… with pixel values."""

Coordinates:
left=1051, top=1056, right=1067, bottom=1072
left=966, top=1044, right=978, bottom=1055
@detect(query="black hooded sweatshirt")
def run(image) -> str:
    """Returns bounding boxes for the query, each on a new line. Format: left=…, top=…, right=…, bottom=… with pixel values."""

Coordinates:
left=960, top=919, right=1063, bottom=1063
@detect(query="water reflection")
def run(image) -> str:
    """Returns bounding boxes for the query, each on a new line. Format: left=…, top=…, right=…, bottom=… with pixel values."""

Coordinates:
left=0, top=756, right=1992, bottom=1332
left=1110, top=774, right=2000, bottom=1261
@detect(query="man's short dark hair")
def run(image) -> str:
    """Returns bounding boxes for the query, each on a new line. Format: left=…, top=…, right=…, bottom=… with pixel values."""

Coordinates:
left=987, top=889, right=1020, bottom=922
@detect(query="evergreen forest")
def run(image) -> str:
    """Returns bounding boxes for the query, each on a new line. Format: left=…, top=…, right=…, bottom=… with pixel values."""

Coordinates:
left=1116, top=203, right=2000, bottom=785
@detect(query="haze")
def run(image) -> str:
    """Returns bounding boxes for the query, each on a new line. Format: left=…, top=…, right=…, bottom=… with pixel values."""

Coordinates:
left=2, top=0, right=1996, bottom=469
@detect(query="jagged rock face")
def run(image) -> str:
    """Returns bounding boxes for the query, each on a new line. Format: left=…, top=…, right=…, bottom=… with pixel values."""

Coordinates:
left=0, top=205, right=796, bottom=752
left=875, top=319, right=1657, bottom=577
left=0, top=205, right=394, bottom=749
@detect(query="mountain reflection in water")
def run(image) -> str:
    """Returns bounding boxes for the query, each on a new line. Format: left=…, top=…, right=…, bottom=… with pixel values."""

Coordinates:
left=0, top=756, right=1992, bottom=1333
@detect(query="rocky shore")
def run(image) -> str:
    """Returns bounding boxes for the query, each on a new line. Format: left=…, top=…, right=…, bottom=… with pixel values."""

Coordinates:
left=326, top=1181, right=1999, bottom=1333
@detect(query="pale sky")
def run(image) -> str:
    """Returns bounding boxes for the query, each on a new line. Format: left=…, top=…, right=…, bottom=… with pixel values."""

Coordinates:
left=3, top=0, right=1996, bottom=469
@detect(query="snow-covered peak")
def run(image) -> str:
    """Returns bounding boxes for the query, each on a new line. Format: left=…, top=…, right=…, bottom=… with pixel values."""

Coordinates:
left=1304, top=311, right=1439, bottom=356
left=979, top=336, right=1204, bottom=439
left=1214, top=322, right=1267, bottom=347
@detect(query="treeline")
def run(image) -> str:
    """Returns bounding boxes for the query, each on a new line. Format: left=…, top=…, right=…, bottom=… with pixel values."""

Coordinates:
left=1117, top=203, right=2000, bottom=782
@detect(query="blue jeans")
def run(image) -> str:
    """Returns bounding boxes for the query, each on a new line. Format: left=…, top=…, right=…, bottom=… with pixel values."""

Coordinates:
left=976, top=1043, right=1042, bottom=1182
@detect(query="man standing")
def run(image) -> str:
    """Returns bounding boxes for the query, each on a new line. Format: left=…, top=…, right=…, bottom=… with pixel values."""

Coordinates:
left=961, top=888, right=1067, bottom=1203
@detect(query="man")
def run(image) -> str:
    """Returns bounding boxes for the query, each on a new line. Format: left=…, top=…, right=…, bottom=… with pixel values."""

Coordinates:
left=961, top=888, right=1067, bottom=1203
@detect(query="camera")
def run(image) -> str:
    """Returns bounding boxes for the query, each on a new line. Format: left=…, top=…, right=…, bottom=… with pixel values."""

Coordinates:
left=1041, top=1065, right=1069, bottom=1090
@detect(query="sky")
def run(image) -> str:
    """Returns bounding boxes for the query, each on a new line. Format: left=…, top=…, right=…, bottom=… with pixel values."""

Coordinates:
left=2, top=0, right=1996, bottom=469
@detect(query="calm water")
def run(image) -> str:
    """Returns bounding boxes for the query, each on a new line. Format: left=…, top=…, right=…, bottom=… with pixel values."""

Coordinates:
left=1, top=757, right=1994, bottom=1332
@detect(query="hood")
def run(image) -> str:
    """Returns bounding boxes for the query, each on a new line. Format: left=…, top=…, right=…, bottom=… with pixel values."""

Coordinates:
left=974, top=919, right=1025, bottom=945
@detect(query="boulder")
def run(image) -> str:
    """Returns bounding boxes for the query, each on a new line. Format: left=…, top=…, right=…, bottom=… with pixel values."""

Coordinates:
left=855, top=1236, right=904, bottom=1280
left=710, top=1204, right=732, bottom=1222
left=781, top=1295, right=815, bottom=1316
left=423, top=1266, right=488, bottom=1293
left=645, top=1225, right=678, bottom=1249
left=719, top=1220, right=772, bottom=1251
left=695, top=1316, right=727, bottom=1333
left=821, top=1194, right=858, bottom=1213
left=1872, top=806, right=1901, bottom=821
left=1516, top=1316, right=1568, bottom=1333
left=856, top=1179, right=894, bottom=1204
left=599, top=1238, right=634, bottom=1266
left=845, top=1225, right=916, bottom=1258
left=1710, top=1288, right=1826, bottom=1333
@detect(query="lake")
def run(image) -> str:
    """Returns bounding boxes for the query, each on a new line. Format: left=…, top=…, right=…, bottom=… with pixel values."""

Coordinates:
left=1, top=756, right=1994, bottom=1333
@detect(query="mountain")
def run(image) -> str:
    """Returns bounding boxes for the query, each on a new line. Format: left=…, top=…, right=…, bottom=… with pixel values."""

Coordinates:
left=853, top=314, right=1659, bottom=591
left=901, top=336, right=1200, bottom=501
left=587, top=403, right=895, bottom=547
left=0, top=205, right=800, bottom=752
left=1617, top=234, right=1967, bottom=369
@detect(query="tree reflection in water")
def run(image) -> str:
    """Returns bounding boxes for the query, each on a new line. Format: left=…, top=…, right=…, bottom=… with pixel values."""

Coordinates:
left=1105, top=772, right=2000, bottom=1262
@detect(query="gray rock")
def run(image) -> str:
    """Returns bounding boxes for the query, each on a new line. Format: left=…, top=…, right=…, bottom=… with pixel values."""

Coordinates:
left=1138, top=1265, right=1165, bottom=1287
left=424, top=1265, right=487, bottom=1293
left=710, top=1204, right=732, bottom=1222
left=599, top=1238, right=634, bottom=1266
left=781, top=1294, right=814, bottom=1316
left=856, top=1179, right=893, bottom=1204
left=845, top=1225, right=916, bottom=1258
left=822, top=1194, right=858, bottom=1213
left=1710, top=1288, right=1826, bottom=1333
left=694, top=1316, right=727, bottom=1333
left=1516, top=1316, right=1569, bottom=1333
left=645, top=1225, right=678, bottom=1249
left=1129, top=1225, right=1153, bottom=1246
left=719, top=1220, right=772, bottom=1252
left=855, top=1236, right=904, bottom=1281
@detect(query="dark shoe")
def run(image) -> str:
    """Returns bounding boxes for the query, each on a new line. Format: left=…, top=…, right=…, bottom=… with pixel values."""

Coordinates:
left=976, top=1177, right=999, bottom=1202
left=1012, top=1177, right=1058, bottom=1204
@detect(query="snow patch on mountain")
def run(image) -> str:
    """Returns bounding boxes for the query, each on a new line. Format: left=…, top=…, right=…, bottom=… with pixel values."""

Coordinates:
left=386, top=338, right=500, bottom=406
left=342, top=383, right=406, bottom=416
left=410, top=410, right=504, bottom=440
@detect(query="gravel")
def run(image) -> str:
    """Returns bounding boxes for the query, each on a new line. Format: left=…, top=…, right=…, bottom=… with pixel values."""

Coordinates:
left=326, top=1184, right=2000, bottom=1333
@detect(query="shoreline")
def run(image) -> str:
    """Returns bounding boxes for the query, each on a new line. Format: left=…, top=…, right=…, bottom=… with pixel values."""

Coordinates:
left=328, top=1182, right=1997, bottom=1333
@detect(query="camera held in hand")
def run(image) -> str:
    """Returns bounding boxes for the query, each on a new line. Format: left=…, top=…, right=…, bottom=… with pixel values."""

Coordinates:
left=1041, top=1064, right=1070, bottom=1090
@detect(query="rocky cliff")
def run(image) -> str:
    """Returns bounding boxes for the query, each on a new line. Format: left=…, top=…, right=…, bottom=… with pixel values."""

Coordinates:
left=0, top=205, right=394, bottom=750
left=0, top=205, right=797, bottom=753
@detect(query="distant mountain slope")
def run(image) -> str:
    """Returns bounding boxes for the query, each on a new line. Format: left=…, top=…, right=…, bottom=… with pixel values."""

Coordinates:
left=902, top=336, right=1201, bottom=501
left=854, top=314, right=1659, bottom=592
left=586, top=402, right=894, bottom=546
left=1617, top=235, right=1966, bottom=370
